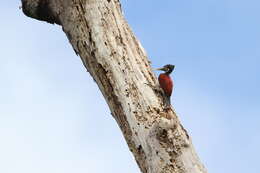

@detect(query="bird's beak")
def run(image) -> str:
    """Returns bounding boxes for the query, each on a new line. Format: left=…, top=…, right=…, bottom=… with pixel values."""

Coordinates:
left=153, top=67, right=165, bottom=71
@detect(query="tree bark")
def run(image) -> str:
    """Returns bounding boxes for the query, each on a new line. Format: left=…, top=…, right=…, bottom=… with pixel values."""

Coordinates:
left=21, top=0, right=208, bottom=173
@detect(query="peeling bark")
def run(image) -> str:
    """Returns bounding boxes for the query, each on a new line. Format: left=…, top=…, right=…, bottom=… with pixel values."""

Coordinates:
left=21, top=0, right=208, bottom=173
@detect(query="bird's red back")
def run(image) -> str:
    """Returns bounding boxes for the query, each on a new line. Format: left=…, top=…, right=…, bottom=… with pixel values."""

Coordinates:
left=158, top=73, right=173, bottom=97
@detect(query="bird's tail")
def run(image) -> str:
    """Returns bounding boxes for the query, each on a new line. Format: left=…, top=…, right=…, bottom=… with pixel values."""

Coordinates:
left=165, top=96, right=171, bottom=106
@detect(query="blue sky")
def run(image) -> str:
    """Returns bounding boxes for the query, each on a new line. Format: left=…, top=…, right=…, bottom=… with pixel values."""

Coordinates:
left=1, top=1, right=259, bottom=173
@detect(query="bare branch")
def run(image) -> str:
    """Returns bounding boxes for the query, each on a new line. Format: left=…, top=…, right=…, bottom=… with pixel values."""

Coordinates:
left=21, top=0, right=207, bottom=173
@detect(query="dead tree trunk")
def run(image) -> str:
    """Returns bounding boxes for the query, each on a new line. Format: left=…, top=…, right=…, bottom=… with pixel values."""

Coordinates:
left=21, top=0, right=207, bottom=173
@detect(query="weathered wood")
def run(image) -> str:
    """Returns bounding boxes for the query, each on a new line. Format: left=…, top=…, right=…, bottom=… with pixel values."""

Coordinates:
left=21, top=0, right=207, bottom=173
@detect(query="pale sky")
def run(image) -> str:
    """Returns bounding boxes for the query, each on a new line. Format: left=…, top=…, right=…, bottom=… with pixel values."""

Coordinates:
left=1, top=1, right=259, bottom=173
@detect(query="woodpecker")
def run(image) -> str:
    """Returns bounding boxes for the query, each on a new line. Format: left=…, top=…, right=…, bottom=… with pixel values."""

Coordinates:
left=154, top=64, right=175, bottom=105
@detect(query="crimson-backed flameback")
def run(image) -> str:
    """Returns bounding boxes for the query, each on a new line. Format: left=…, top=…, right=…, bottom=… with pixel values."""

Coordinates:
left=154, top=64, right=175, bottom=105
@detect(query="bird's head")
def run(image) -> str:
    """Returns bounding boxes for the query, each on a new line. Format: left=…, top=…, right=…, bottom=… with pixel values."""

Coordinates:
left=154, top=64, right=175, bottom=74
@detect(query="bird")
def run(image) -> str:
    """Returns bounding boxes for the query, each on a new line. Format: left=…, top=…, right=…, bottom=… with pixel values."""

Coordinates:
left=154, top=64, right=175, bottom=105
